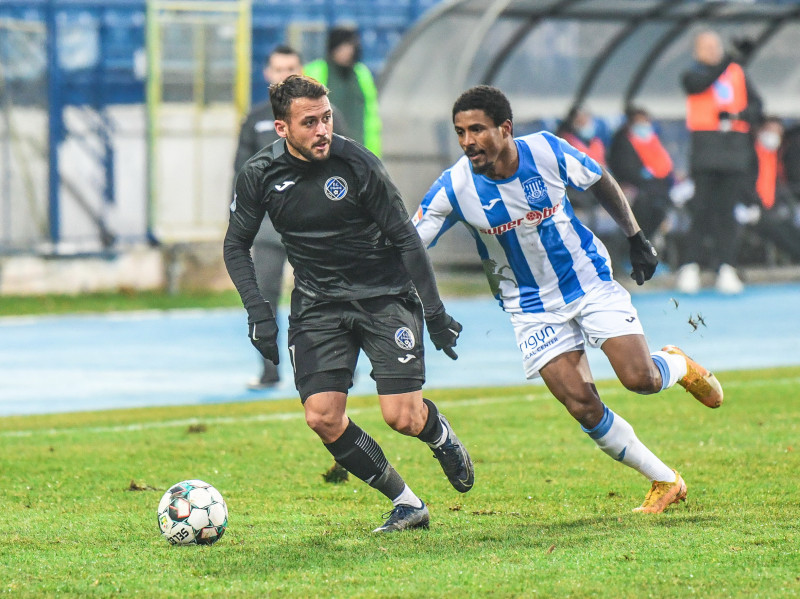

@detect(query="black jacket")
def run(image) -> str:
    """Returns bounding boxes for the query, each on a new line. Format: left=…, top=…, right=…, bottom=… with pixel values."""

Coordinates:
left=224, top=135, right=445, bottom=320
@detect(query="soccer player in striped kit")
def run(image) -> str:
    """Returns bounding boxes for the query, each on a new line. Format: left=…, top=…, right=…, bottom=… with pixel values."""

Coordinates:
left=414, top=86, right=724, bottom=513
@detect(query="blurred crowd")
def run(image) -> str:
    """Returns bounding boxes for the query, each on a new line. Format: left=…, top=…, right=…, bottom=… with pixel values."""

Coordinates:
left=553, top=30, right=800, bottom=295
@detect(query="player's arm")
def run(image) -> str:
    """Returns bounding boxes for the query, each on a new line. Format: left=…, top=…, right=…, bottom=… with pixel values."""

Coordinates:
left=591, top=168, right=639, bottom=237
left=223, top=167, right=279, bottom=364
left=413, top=177, right=460, bottom=249
left=681, top=56, right=731, bottom=94
left=360, top=159, right=463, bottom=359
left=591, top=168, right=658, bottom=285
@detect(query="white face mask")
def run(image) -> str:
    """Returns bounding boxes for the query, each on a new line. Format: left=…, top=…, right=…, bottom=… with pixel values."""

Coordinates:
left=758, top=131, right=781, bottom=151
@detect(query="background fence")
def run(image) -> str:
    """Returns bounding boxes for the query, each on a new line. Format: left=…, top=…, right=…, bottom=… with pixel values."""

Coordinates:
left=0, top=0, right=441, bottom=255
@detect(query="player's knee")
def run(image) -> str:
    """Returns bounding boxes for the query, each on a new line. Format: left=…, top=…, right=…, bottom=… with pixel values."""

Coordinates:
left=566, top=401, right=603, bottom=429
left=559, top=389, right=603, bottom=428
left=304, top=409, right=347, bottom=442
left=383, top=409, right=420, bottom=435
left=620, top=368, right=661, bottom=395
left=304, top=409, right=333, bottom=433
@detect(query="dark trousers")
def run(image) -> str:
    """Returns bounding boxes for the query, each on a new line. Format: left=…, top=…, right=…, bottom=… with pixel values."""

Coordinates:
left=253, top=242, right=287, bottom=383
left=682, top=171, right=753, bottom=269
left=754, top=208, right=800, bottom=262
left=631, top=179, right=672, bottom=239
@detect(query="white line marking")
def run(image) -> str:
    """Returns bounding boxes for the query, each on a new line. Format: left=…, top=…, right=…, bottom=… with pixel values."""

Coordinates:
left=1, top=376, right=797, bottom=438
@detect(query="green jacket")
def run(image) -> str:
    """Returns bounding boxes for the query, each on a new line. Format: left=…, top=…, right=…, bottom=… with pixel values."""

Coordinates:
left=304, top=59, right=382, bottom=157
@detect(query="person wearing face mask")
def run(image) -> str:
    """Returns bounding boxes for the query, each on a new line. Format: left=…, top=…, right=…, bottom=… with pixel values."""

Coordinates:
left=675, top=30, right=763, bottom=295
left=557, top=106, right=607, bottom=166
left=744, top=117, right=800, bottom=263
left=608, top=107, right=674, bottom=242
left=555, top=106, right=610, bottom=228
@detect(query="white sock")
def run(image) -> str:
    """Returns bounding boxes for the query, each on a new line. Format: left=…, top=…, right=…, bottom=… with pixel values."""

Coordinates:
left=392, top=484, right=423, bottom=508
left=583, top=405, right=675, bottom=482
left=651, top=351, right=687, bottom=390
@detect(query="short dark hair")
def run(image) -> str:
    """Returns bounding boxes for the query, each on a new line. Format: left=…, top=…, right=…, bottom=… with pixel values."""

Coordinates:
left=265, top=44, right=301, bottom=68
left=624, top=105, right=651, bottom=121
left=269, top=74, right=328, bottom=121
left=452, top=85, right=513, bottom=126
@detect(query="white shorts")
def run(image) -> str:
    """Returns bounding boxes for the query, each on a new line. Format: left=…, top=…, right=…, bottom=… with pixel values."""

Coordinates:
left=510, top=280, right=644, bottom=379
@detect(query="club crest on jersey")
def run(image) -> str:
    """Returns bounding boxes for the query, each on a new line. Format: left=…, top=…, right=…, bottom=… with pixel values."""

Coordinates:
left=324, top=176, right=348, bottom=201
left=394, top=327, right=415, bottom=350
left=522, top=176, right=549, bottom=208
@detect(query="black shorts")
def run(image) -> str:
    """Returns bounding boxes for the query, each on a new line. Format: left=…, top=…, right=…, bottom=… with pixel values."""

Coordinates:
left=288, top=290, right=426, bottom=400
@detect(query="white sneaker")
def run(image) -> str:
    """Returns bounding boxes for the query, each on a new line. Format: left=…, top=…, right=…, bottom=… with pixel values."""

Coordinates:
left=716, top=264, right=744, bottom=295
left=676, top=263, right=701, bottom=294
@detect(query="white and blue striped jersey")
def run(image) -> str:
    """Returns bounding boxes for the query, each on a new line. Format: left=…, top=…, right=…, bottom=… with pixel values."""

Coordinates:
left=414, top=131, right=613, bottom=314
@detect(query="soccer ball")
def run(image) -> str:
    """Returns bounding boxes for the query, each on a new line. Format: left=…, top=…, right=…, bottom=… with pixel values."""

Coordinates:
left=157, top=479, right=228, bottom=545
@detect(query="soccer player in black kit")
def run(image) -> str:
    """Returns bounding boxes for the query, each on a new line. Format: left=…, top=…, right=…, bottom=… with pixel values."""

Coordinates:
left=224, top=75, right=474, bottom=533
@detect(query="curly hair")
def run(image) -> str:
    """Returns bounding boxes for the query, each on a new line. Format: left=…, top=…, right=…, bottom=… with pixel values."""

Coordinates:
left=452, top=85, right=513, bottom=126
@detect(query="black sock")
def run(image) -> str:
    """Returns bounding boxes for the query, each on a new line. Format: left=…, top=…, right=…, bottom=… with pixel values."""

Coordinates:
left=416, top=398, right=444, bottom=445
left=324, top=419, right=405, bottom=500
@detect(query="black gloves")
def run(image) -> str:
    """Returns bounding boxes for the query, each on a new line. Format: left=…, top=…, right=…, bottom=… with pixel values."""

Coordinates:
left=628, top=231, right=658, bottom=286
left=247, top=302, right=279, bottom=365
left=426, top=311, right=463, bottom=360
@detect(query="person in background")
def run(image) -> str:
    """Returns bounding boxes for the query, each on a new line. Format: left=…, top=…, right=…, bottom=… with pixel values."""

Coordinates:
left=233, top=45, right=303, bottom=390
left=557, top=106, right=607, bottom=167
left=304, top=26, right=382, bottom=156
left=675, top=30, right=762, bottom=294
left=607, top=107, right=674, bottom=242
left=746, top=117, right=800, bottom=263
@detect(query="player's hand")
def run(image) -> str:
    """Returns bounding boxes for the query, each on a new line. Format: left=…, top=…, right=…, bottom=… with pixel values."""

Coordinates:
left=628, top=230, right=658, bottom=286
left=247, top=302, right=280, bottom=365
left=426, top=311, right=463, bottom=360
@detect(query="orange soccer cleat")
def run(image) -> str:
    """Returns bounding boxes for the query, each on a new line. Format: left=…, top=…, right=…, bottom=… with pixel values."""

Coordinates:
left=633, top=470, right=688, bottom=514
left=662, top=345, right=724, bottom=408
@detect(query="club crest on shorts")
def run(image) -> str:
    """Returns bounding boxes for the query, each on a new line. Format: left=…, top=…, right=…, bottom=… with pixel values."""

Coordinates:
left=394, top=327, right=415, bottom=350
left=522, top=176, right=549, bottom=208
left=324, top=176, right=348, bottom=201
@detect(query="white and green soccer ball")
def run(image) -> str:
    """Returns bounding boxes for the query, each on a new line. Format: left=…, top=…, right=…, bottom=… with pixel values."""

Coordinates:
left=157, top=479, right=228, bottom=545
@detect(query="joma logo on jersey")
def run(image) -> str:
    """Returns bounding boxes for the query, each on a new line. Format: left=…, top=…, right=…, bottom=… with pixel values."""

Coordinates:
left=522, top=176, right=549, bottom=206
left=324, top=176, right=348, bottom=201
left=479, top=202, right=562, bottom=235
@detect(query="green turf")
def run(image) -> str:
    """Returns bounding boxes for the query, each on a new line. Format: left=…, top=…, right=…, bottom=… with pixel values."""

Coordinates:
left=1, top=367, right=798, bottom=598
left=0, top=272, right=487, bottom=317
left=0, top=289, right=245, bottom=316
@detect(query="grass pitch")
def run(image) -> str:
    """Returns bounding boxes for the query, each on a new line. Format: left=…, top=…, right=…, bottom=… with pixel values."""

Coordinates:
left=1, top=367, right=798, bottom=598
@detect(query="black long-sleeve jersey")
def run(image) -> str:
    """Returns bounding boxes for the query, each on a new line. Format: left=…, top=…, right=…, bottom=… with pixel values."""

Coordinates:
left=223, top=134, right=445, bottom=320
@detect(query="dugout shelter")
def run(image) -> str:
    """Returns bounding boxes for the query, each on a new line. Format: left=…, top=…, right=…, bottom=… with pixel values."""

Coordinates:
left=379, top=0, right=800, bottom=264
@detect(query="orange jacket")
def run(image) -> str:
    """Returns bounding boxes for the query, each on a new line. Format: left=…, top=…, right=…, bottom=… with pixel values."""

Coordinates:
left=562, top=133, right=606, bottom=166
left=627, top=131, right=673, bottom=179
left=686, top=63, right=749, bottom=133
left=755, top=142, right=779, bottom=209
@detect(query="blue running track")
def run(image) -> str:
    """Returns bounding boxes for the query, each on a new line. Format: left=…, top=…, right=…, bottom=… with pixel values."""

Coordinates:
left=1, top=284, right=798, bottom=416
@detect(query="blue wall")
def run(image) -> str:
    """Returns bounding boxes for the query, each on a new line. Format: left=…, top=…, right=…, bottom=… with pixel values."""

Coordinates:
left=0, top=0, right=441, bottom=108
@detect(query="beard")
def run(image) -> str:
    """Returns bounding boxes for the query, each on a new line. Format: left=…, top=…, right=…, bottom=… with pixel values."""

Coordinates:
left=471, top=161, right=493, bottom=175
left=287, top=136, right=331, bottom=162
